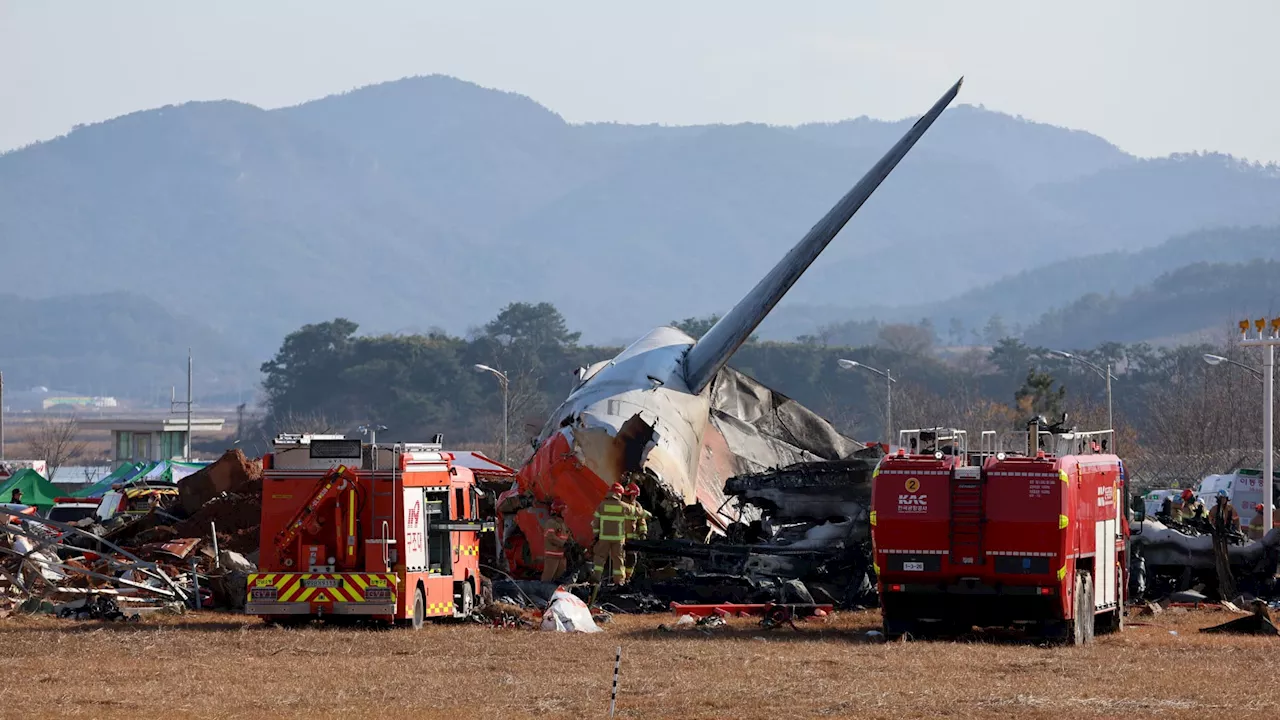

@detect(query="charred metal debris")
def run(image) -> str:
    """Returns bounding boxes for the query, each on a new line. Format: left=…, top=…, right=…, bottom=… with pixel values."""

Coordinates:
left=621, top=449, right=884, bottom=610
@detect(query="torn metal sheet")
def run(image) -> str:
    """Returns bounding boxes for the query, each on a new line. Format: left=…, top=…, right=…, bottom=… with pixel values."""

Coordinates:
left=0, top=509, right=188, bottom=602
left=140, top=538, right=203, bottom=561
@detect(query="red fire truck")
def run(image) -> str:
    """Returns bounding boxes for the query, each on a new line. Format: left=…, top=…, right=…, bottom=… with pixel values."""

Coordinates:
left=872, top=422, right=1129, bottom=644
left=246, top=435, right=492, bottom=628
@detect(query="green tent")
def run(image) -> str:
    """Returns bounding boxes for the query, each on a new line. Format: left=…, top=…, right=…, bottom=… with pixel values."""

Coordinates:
left=71, top=462, right=145, bottom=499
left=0, top=469, right=63, bottom=511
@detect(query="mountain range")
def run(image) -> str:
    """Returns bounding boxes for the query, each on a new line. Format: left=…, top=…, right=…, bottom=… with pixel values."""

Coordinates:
left=3, top=74, right=1280, bottom=393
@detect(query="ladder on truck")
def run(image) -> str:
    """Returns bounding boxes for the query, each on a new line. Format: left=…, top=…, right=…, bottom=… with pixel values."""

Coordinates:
left=366, top=443, right=401, bottom=571
left=949, top=465, right=985, bottom=566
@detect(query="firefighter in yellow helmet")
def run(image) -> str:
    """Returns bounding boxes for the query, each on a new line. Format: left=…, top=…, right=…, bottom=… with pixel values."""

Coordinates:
left=541, top=500, right=571, bottom=583
left=622, top=481, right=651, bottom=580
left=591, top=483, right=633, bottom=585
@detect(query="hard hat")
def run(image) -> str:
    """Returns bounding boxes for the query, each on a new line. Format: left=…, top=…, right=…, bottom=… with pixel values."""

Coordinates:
left=551, top=500, right=567, bottom=515
left=1217, top=489, right=1229, bottom=498
left=625, top=483, right=640, bottom=497
left=1257, top=504, right=1265, bottom=512
left=1181, top=489, right=1194, bottom=500
left=610, top=483, right=625, bottom=496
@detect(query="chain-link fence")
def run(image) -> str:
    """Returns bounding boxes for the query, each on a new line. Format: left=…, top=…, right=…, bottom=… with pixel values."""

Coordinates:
left=1123, top=447, right=1276, bottom=492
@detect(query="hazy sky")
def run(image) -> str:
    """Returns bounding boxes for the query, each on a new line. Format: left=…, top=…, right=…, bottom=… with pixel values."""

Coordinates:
left=4, top=1, right=1279, bottom=161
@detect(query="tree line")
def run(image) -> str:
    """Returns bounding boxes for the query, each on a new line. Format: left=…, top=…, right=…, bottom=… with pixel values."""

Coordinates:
left=255, top=303, right=1279, bottom=472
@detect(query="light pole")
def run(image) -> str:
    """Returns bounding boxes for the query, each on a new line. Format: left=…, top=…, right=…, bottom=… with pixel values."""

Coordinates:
left=475, top=364, right=509, bottom=463
left=1239, top=319, right=1280, bottom=532
left=358, top=424, right=388, bottom=470
left=1049, top=350, right=1117, bottom=452
left=838, top=359, right=895, bottom=445
left=1202, top=353, right=1265, bottom=380
left=357, top=424, right=387, bottom=447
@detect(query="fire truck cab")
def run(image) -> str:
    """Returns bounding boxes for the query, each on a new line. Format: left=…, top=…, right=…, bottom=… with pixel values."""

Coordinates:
left=246, top=435, right=492, bottom=628
left=873, top=421, right=1129, bottom=644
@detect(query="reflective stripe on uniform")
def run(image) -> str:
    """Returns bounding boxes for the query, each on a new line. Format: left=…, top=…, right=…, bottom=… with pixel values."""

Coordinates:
left=594, top=500, right=630, bottom=541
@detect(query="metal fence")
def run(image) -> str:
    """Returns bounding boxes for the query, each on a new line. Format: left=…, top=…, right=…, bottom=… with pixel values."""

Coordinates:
left=1123, top=448, right=1276, bottom=491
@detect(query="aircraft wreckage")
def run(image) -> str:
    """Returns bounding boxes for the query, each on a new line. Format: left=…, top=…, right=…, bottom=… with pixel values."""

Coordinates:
left=497, top=78, right=964, bottom=577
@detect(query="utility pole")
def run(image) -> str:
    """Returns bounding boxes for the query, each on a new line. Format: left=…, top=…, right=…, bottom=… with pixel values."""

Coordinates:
left=1240, top=318, right=1280, bottom=532
left=0, top=370, right=5, bottom=461
left=170, top=349, right=194, bottom=461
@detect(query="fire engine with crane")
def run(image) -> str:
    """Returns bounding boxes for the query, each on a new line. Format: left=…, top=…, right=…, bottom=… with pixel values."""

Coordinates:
left=245, top=434, right=493, bottom=628
left=872, top=419, right=1130, bottom=644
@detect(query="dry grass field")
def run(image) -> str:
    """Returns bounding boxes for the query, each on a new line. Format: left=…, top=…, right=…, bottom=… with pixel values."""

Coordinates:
left=0, top=606, right=1276, bottom=719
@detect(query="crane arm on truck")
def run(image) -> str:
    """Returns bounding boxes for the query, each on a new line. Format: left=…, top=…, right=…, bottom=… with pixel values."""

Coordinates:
left=273, top=465, right=354, bottom=561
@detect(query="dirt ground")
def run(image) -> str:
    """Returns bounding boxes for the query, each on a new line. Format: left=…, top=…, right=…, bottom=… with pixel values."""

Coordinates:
left=0, top=606, right=1275, bottom=719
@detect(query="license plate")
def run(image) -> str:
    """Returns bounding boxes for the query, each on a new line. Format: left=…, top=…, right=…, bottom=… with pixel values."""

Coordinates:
left=251, top=588, right=278, bottom=601
left=903, top=561, right=925, bottom=572
left=302, top=578, right=342, bottom=589
left=365, top=587, right=393, bottom=601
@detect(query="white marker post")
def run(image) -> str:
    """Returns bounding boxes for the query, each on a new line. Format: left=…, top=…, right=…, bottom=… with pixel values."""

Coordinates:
left=1239, top=318, right=1280, bottom=532
left=609, top=645, right=621, bottom=718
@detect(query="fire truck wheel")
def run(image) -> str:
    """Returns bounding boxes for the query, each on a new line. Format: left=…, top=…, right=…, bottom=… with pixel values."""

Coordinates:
left=454, top=581, right=475, bottom=619
left=1072, top=571, right=1095, bottom=646
left=411, top=586, right=426, bottom=630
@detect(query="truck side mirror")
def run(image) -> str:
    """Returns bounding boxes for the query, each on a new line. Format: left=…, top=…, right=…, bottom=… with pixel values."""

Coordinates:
left=1130, top=494, right=1145, bottom=534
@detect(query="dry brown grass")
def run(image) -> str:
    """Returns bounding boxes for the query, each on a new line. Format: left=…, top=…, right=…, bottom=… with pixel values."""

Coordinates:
left=0, top=607, right=1276, bottom=719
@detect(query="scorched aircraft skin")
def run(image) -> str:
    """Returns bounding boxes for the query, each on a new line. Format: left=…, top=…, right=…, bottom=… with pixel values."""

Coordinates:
left=504, top=79, right=964, bottom=572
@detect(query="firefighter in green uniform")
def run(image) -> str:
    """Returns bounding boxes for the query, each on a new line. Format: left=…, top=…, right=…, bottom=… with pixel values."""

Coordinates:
left=591, top=483, right=633, bottom=585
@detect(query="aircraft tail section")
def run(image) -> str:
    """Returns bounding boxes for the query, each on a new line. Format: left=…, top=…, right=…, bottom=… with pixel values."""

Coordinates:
left=682, top=78, right=963, bottom=395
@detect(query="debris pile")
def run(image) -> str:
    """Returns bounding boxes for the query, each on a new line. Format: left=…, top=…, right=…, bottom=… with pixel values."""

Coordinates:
left=1130, top=521, right=1280, bottom=601
left=622, top=453, right=882, bottom=610
left=0, top=449, right=265, bottom=620
left=178, top=449, right=262, bottom=516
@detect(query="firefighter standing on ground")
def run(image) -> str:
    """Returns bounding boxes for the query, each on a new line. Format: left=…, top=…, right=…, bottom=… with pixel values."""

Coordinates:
left=591, top=483, right=634, bottom=585
left=1209, top=489, right=1241, bottom=600
left=622, top=481, right=651, bottom=580
left=541, top=500, right=571, bottom=583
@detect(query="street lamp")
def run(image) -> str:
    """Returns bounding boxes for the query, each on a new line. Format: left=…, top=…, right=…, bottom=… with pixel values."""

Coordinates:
left=474, top=364, right=509, bottom=463
left=838, top=359, right=896, bottom=445
left=357, top=423, right=388, bottom=469
left=357, top=424, right=388, bottom=446
left=1239, top=318, right=1280, bottom=532
left=1202, top=353, right=1265, bottom=380
left=1049, top=350, right=1117, bottom=452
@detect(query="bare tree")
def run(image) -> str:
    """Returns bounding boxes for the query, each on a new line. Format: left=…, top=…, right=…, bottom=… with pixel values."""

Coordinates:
left=27, top=417, right=88, bottom=483
left=252, top=410, right=341, bottom=454
left=500, top=368, right=551, bottom=466
left=273, top=410, right=340, bottom=435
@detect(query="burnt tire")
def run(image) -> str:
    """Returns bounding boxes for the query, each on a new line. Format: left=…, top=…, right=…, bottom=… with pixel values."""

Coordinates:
left=411, top=586, right=425, bottom=630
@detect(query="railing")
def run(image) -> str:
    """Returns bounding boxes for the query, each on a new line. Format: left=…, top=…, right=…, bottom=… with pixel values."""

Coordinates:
left=897, top=427, right=968, bottom=456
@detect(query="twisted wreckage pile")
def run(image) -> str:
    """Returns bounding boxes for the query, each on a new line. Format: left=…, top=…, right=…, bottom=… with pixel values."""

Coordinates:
left=621, top=452, right=883, bottom=609
left=0, top=449, right=264, bottom=620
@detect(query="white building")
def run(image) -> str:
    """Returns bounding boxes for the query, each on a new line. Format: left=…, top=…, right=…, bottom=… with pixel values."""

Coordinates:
left=79, top=417, right=226, bottom=463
